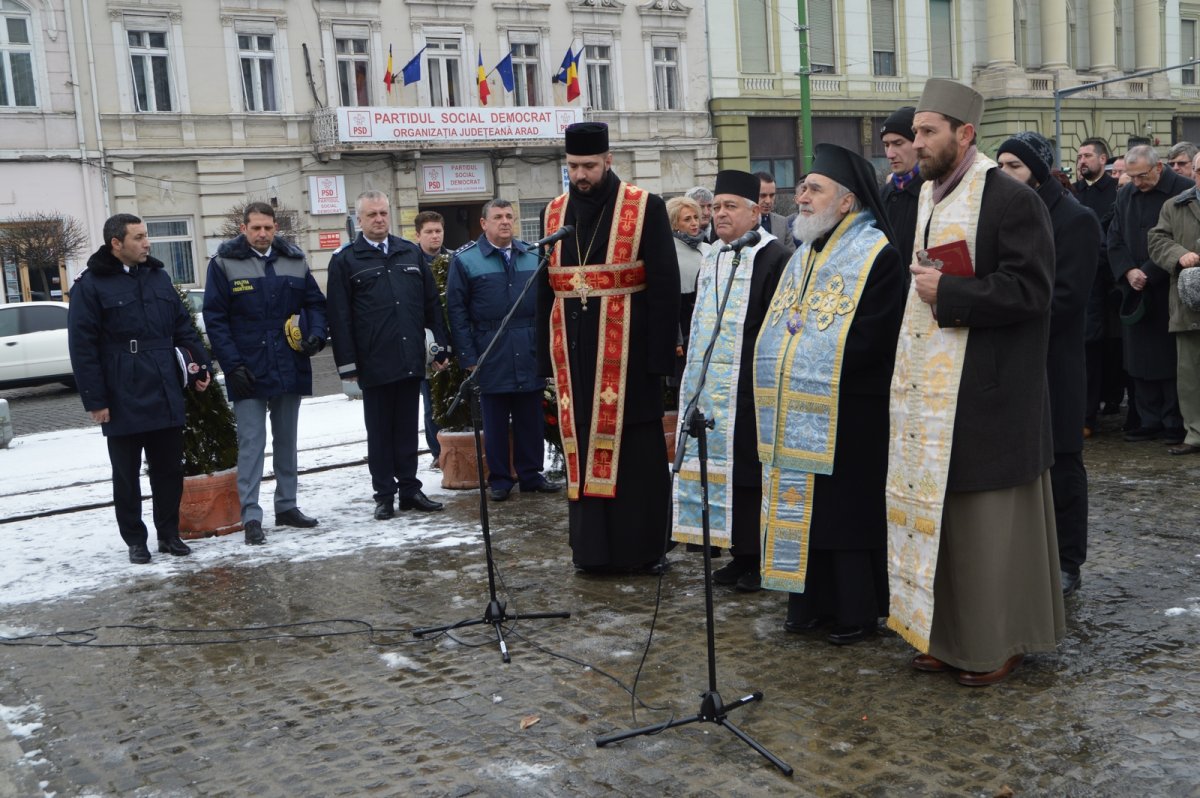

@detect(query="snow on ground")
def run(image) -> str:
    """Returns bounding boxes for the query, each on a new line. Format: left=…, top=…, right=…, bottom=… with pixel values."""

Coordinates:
left=0, top=395, right=480, bottom=608
left=0, top=704, right=43, bottom=739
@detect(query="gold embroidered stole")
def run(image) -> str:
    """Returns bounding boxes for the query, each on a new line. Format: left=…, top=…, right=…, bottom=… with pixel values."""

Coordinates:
left=545, top=183, right=649, bottom=499
left=885, top=151, right=994, bottom=652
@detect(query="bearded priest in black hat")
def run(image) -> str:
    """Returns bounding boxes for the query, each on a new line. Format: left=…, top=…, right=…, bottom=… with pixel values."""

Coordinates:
left=671, top=169, right=791, bottom=592
left=536, top=121, right=681, bottom=575
left=750, top=144, right=905, bottom=643
left=887, top=79, right=1064, bottom=686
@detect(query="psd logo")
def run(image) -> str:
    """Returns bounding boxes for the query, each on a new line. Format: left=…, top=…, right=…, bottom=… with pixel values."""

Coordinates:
left=346, top=110, right=372, bottom=138
left=556, top=111, right=576, bottom=133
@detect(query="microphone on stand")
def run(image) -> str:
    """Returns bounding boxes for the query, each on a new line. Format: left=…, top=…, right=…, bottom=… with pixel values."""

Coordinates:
left=531, top=225, right=576, bottom=249
left=718, top=229, right=762, bottom=253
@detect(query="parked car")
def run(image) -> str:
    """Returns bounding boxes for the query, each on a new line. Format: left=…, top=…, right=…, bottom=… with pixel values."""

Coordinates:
left=0, top=301, right=75, bottom=390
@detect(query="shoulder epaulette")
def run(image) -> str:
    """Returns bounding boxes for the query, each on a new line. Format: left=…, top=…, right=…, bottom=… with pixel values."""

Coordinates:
left=453, top=241, right=477, bottom=256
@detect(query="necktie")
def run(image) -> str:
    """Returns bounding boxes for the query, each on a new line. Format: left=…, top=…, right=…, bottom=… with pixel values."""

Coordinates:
left=501, top=248, right=511, bottom=267
left=378, top=241, right=388, bottom=256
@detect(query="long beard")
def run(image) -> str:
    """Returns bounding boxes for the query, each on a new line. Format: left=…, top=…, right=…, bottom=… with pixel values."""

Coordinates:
left=918, top=142, right=959, bottom=182
left=792, top=203, right=844, bottom=244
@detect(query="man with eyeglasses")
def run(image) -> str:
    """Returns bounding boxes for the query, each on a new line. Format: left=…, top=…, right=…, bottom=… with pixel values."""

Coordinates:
left=1167, top=142, right=1198, bottom=178
left=1107, top=145, right=1192, bottom=446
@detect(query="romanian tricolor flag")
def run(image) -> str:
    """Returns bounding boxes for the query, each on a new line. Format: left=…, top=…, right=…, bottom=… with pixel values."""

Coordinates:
left=477, top=47, right=490, bottom=106
left=553, top=46, right=581, bottom=102
left=383, top=45, right=394, bottom=94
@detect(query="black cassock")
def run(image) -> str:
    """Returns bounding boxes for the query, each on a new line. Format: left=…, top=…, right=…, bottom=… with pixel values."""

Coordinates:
left=536, top=170, right=680, bottom=570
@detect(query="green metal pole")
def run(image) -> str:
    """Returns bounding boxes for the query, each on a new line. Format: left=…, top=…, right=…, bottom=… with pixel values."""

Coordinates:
left=796, top=0, right=814, bottom=173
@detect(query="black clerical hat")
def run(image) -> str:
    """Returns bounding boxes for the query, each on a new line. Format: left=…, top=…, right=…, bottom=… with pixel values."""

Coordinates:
left=808, top=143, right=895, bottom=244
left=565, top=122, right=609, bottom=155
left=713, top=170, right=760, bottom=203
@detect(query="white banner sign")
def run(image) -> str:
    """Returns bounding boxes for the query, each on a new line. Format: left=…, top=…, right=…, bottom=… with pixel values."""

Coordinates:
left=422, top=162, right=488, bottom=195
left=337, top=106, right=584, bottom=144
left=308, top=175, right=347, bottom=215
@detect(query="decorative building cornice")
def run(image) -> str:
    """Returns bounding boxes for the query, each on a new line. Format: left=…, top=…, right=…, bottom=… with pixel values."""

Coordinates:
left=638, top=0, right=689, bottom=14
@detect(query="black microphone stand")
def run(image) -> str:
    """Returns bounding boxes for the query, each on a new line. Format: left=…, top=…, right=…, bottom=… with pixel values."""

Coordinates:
left=595, top=243, right=793, bottom=775
left=412, top=243, right=570, bottom=662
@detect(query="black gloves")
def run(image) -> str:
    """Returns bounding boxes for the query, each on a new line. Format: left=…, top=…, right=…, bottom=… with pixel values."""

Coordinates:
left=226, top=365, right=256, bottom=398
left=299, top=334, right=326, bottom=357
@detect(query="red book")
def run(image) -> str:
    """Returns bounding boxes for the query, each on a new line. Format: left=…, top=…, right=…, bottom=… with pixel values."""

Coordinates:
left=923, top=239, right=974, bottom=277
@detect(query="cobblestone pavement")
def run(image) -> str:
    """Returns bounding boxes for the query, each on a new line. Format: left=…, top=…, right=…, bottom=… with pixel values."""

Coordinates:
left=0, top=351, right=345, bottom=437
left=2, top=414, right=1199, bottom=796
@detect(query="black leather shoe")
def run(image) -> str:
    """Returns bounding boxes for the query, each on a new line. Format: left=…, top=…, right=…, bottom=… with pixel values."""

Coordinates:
left=1124, top=426, right=1163, bottom=442
left=712, top=558, right=754, bottom=585
left=244, top=520, right=266, bottom=545
left=157, top=536, right=191, bottom=556
left=735, top=570, right=763, bottom=592
left=521, top=478, right=563, bottom=493
left=826, top=625, right=875, bottom=646
left=128, top=543, right=151, bottom=564
left=400, top=491, right=443, bottom=512
left=783, top=617, right=824, bottom=634
left=275, top=508, right=319, bottom=528
left=489, top=486, right=512, bottom=502
left=640, top=556, right=671, bottom=576
left=374, top=498, right=395, bottom=520
left=1160, top=428, right=1186, bottom=446
left=1061, top=570, right=1082, bottom=597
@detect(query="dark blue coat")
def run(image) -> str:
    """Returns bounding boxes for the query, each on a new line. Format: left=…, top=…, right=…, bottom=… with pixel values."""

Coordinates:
left=446, top=236, right=540, bottom=395
left=326, top=233, right=449, bottom=389
left=68, top=246, right=210, bottom=437
left=203, top=235, right=328, bottom=401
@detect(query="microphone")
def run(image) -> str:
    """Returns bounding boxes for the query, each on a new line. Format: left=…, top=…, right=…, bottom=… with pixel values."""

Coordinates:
left=531, top=225, right=576, bottom=249
left=719, top=229, right=762, bottom=253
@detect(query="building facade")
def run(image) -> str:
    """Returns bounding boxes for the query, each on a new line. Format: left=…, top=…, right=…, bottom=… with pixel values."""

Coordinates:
left=0, top=0, right=715, bottom=292
left=711, top=0, right=1200, bottom=198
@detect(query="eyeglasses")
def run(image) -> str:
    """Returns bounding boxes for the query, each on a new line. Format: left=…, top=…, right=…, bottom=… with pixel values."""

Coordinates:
left=1169, top=160, right=1193, bottom=168
left=1126, top=168, right=1158, bottom=181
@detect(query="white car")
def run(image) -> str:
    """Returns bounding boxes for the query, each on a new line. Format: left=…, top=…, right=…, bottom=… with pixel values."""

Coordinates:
left=184, top=288, right=207, bottom=343
left=0, top=301, right=75, bottom=390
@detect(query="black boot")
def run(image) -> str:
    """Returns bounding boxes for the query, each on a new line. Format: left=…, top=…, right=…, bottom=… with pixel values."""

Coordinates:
left=244, top=520, right=266, bottom=545
left=157, top=535, right=192, bottom=556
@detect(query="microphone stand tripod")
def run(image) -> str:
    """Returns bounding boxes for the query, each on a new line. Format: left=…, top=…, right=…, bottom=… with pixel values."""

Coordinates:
left=594, top=243, right=793, bottom=775
left=412, top=244, right=570, bottom=663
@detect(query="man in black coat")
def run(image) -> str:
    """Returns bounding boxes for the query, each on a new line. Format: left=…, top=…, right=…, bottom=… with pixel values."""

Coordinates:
left=69, top=214, right=212, bottom=564
left=1074, top=138, right=1125, bottom=433
left=998, top=132, right=1101, bottom=597
left=327, top=190, right=451, bottom=520
left=1107, top=145, right=1191, bottom=445
left=535, top=122, right=680, bottom=575
left=879, top=105, right=924, bottom=269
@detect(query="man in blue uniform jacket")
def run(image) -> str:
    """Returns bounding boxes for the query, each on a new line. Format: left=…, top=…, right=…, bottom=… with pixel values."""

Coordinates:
left=326, top=190, right=450, bottom=520
left=69, top=213, right=213, bottom=564
left=447, top=199, right=563, bottom=502
left=203, top=202, right=328, bottom=546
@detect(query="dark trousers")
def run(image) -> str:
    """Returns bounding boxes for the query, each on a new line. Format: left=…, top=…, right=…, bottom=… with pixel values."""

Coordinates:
left=106, top=426, right=184, bottom=547
left=1086, top=339, right=1128, bottom=426
left=362, top=378, right=421, bottom=501
left=786, top=548, right=888, bottom=629
left=1051, top=450, right=1088, bottom=575
left=730, top=482, right=762, bottom=563
left=480, top=389, right=543, bottom=490
left=1133, top=377, right=1182, bottom=431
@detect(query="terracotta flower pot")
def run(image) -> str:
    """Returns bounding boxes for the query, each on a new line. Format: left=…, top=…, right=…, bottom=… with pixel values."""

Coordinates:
left=178, top=467, right=243, bottom=540
left=437, top=430, right=489, bottom=489
left=663, top=411, right=679, bottom=463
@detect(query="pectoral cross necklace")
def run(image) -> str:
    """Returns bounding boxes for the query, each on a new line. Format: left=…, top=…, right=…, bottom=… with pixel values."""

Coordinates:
left=573, top=208, right=607, bottom=310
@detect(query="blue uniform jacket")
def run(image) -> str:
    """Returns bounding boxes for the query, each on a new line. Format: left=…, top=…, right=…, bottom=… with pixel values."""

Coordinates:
left=68, top=246, right=210, bottom=437
left=326, top=233, right=449, bottom=388
left=203, top=235, right=328, bottom=401
left=446, top=236, right=541, bottom=395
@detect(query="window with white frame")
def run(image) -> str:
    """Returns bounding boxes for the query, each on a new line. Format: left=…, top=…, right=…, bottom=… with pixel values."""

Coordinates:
left=335, top=31, right=370, bottom=105
left=737, top=0, right=771, bottom=72
left=870, top=0, right=897, bottom=75
left=127, top=27, right=174, bottom=112
left=146, top=218, right=195, bottom=284
left=584, top=35, right=614, bottom=110
left=651, top=37, right=680, bottom=111
left=238, top=27, right=277, bottom=112
left=510, top=31, right=540, bottom=106
left=929, top=0, right=954, bottom=77
left=1184, top=19, right=1197, bottom=84
left=0, top=0, right=36, bottom=107
left=519, top=200, right=547, bottom=242
left=427, top=37, right=462, bottom=107
left=808, top=0, right=836, bottom=73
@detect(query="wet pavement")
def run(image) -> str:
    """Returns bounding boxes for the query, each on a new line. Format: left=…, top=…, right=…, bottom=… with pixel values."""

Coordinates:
left=2, top=412, right=1200, bottom=796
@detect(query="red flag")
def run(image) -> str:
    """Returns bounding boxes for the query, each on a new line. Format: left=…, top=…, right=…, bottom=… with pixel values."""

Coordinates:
left=383, top=45, right=394, bottom=94
left=565, top=48, right=580, bottom=102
